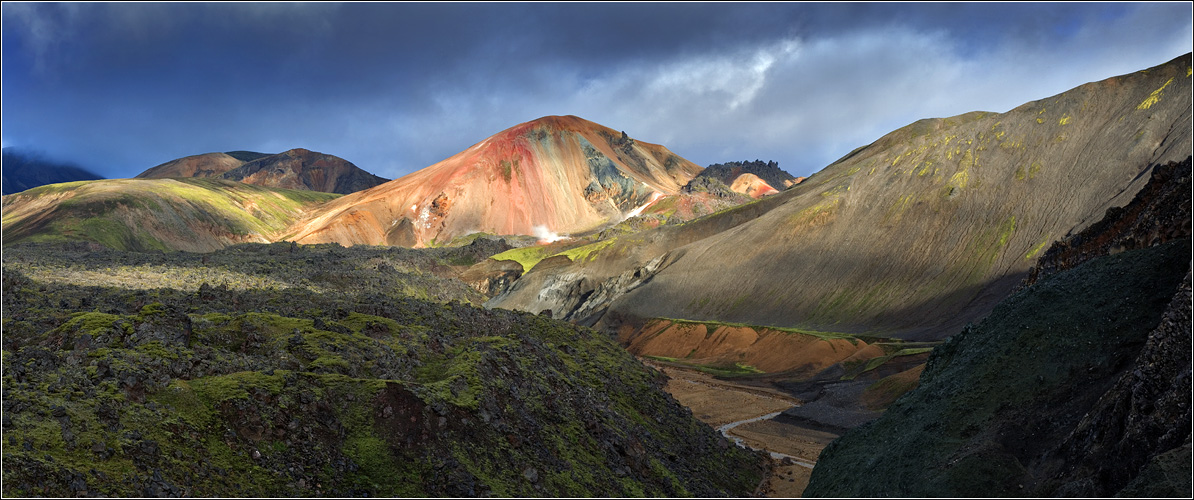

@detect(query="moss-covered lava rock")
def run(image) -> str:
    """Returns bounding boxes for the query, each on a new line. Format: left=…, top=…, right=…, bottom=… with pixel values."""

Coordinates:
left=1, top=248, right=765, bottom=497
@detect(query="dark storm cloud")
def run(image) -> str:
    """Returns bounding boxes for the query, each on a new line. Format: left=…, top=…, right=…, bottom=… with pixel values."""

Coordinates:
left=2, top=2, right=1191, bottom=181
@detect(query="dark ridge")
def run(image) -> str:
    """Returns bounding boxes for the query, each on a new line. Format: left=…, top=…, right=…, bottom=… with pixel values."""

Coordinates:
left=222, top=150, right=273, bottom=162
left=805, top=157, right=1194, bottom=497
left=1022, top=156, right=1193, bottom=287
left=1, top=148, right=104, bottom=195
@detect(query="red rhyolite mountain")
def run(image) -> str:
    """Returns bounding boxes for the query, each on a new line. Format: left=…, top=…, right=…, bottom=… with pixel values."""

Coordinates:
left=287, top=115, right=703, bottom=247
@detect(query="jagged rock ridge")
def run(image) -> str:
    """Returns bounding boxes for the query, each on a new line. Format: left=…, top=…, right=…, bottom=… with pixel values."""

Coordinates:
left=696, top=160, right=798, bottom=190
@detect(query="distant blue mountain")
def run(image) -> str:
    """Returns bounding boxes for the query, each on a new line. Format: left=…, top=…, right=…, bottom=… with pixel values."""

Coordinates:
left=2, top=148, right=104, bottom=195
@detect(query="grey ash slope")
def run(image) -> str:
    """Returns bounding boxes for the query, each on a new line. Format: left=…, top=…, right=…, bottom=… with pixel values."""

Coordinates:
left=490, top=53, right=1193, bottom=342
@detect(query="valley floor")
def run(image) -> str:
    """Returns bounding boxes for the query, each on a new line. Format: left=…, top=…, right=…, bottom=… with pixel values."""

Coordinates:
left=646, top=361, right=836, bottom=497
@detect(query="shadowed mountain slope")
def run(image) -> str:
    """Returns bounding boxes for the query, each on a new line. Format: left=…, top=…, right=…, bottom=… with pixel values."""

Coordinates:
left=1, top=178, right=339, bottom=252
left=285, top=115, right=703, bottom=248
left=804, top=156, right=1192, bottom=497
left=489, top=53, right=1192, bottom=342
left=137, top=149, right=388, bottom=195
left=2, top=148, right=104, bottom=195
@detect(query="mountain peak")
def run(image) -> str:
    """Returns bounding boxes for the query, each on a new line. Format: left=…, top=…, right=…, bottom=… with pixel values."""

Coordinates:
left=137, top=149, right=387, bottom=194
left=287, top=116, right=702, bottom=247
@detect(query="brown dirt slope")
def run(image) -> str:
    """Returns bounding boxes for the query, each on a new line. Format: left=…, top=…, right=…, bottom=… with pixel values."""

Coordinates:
left=623, top=319, right=875, bottom=377
left=136, top=152, right=246, bottom=179
left=221, top=148, right=388, bottom=194
left=490, top=53, right=1192, bottom=342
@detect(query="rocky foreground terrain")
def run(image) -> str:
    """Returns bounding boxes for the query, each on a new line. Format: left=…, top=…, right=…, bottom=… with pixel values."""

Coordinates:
left=0, top=241, right=765, bottom=497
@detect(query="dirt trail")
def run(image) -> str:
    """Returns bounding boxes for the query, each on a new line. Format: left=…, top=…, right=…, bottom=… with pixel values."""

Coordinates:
left=646, top=361, right=837, bottom=497
left=717, top=411, right=815, bottom=467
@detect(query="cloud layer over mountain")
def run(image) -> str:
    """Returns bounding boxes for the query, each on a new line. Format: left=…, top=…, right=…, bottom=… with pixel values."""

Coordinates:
left=2, top=3, right=1190, bottom=179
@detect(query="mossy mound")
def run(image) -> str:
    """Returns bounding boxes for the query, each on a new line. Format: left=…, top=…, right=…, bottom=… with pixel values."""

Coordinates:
left=2, top=253, right=764, bottom=497
left=1, top=240, right=502, bottom=306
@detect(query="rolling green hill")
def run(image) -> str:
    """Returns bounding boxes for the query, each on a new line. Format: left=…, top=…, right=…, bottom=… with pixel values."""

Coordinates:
left=1, top=178, right=339, bottom=252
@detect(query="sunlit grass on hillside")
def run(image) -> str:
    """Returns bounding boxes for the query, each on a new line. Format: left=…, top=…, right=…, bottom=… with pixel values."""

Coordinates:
left=643, top=356, right=765, bottom=378
left=2, top=241, right=494, bottom=305
left=2, top=178, right=339, bottom=251
left=656, top=317, right=862, bottom=342
left=490, top=245, right=558, bottom=273
left=490, top=238, right=618, bottom=273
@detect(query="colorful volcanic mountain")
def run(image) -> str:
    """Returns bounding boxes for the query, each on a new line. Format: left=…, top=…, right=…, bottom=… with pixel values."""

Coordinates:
left=285, top=115, right=703, bottom=247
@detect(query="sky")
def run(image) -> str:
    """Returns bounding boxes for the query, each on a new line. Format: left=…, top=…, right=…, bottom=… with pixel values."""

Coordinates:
left=2, top=2, right=1191, bottom=181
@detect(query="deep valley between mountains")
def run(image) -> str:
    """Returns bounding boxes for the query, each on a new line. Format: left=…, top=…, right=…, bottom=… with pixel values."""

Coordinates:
left=1, top=54, right=1191, bottom=498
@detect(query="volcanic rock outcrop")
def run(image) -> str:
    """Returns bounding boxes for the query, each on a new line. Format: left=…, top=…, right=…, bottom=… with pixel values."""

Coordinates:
left=137, top=149, right=388, bottom=195
left=1, top=245, right=766, bottom=497
left=697, top=160, right=798, bottom=190
left=285, top=115, right=703, bottom=248
left=489, top=53, right=1193, bottom=342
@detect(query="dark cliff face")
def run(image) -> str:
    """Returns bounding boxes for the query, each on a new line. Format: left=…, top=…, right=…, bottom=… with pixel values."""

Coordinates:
left=1022, top=157, right=1193, bottom=287
left=1, top=242, right=765, bottom=498
left=1021, top=157, right=1192, bottom=497
left=804, top=158, right=1193, bottom=498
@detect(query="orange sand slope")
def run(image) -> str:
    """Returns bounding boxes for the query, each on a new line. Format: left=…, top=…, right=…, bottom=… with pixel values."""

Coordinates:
left=730, top=173, right=780, bottom=198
